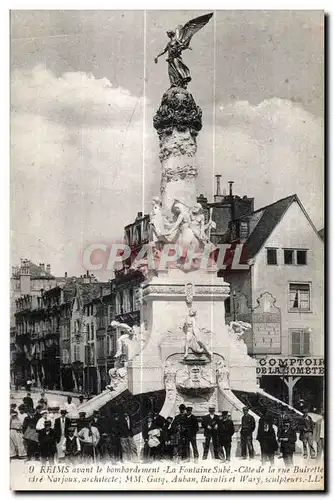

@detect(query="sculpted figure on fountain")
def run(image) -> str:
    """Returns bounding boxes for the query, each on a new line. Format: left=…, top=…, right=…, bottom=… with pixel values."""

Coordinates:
left=149, top=196, right=165, bottom=245
left=228, top=320, right=252, bottom=355
left=183, top=309, right=212, bottom=359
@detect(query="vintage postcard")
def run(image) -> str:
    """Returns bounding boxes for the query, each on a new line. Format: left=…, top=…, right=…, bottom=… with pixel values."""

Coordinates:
left=10, top=10, right=324, bottom=491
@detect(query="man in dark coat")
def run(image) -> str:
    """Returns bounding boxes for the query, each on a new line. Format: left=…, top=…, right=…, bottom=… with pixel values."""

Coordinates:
left=118, top=411, right=137, bottom=462
left=91, top=410, right=108, bottom=460
left=218, top=411, right=235, bottom=462
left=142, top=411, right=165, bottom=461
left=278, top=416, right=297, bottom=466
left=23, top=393, right=34, bottom=413
left=54, top=409, right=71, bottom=443
left=184, top=406, right=199, bottom=461
left=240, top=407, right=255, bottom=459
left=76, top=411, right=87, bottom=432
left=202, top=406, right=220, bottom=460
left=172, top=404, right=188, bottom=460
left=299, top=408, right=316, bottom=459
left=257, top=411, right=278, bottom=464
left=162, top=417, right=178, bottom=460
left=38, top=420, right=57, bottom=464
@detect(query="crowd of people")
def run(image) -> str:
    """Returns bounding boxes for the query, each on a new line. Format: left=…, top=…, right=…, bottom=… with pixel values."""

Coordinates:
left=10, top=394, right=324, bottom=466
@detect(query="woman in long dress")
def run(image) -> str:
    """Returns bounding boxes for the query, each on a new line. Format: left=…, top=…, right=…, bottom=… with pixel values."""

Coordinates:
left=10, top=411, right=27, bottom=459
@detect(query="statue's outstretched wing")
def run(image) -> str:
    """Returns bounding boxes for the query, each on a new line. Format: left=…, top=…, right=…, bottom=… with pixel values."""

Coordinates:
left=176, top=12, right=213, bottom=48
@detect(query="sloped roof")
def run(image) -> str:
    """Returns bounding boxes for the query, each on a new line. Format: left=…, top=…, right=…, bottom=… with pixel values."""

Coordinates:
left=78, top=282, right=111, bottom=305
left=63, top=285, right=77, bottom=303
left=11, top=261, right=55, bottom=279
left=30, top=262, right=55, bottom=278
left=242, top=194, right=297, bottom=260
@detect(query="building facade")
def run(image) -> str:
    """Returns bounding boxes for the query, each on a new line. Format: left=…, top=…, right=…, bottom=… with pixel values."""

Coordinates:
left=69, top=279, right=111, bottom=396
left=223, top=194, right=324, bottom=410
left=10, top=260, right=57, bottom=387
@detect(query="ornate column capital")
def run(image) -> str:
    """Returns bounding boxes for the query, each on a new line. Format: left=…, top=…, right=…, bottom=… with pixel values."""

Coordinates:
left=153, top=87, right=202, bottom=138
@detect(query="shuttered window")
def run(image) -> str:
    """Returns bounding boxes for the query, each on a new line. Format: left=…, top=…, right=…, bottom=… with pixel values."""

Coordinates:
left=289, top=283, right=310, bottom=311
left=291, top=329, right=310, bottom=356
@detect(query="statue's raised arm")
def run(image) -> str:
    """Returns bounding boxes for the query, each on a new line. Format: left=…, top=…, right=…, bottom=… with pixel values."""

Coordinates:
left=155, top=12, right=213, bottom=89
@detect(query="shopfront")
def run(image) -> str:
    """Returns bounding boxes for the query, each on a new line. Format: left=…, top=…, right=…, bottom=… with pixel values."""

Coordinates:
left=256, top=356, right=324, bottom=411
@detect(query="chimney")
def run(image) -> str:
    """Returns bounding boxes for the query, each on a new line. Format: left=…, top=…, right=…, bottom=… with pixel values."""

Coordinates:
left=86, top=270, right=89, bottom=277
left=40, top=263, right=45, bottom=272
left=215, top=175, right=222, bottom=196
left=228, top=181, right=236, bottom=221
left=228, top=181, right=234, bottom=197
left=214, top=174, right=223, bottom=203
left=197, top=194, right=208, bottom=206
left=65, top=271, right=68, bottom=278
left=46, top=264, right=51, bottom=274
left=137, top=212, right=143, bottom=219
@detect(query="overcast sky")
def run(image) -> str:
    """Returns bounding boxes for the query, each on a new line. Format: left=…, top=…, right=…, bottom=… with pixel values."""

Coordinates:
left=10, top=10, right=324, bottom=278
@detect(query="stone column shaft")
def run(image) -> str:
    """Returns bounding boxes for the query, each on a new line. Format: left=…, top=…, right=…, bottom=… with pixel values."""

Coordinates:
left=153, top=86, right=203, bottom=213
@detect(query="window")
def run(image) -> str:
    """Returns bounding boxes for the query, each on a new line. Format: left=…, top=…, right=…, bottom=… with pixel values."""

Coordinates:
left=267, top=248, right=277, bottom=265
left=284, top=249, right=308, bottom=265
left=291, top=329, right=310, bottom=356
left=87, top=324, right=90, bottom=341
left=129, top=289, right=134, bottom=312
left=107, top=305, right=112, bottom=325
left=296, top=250, right=307, bottom=265
left=107, top=335, right=112, bottom=355
left=74, top=344, right=80, bottom=361
left=116, top=292, right=124, bottom=315
left=97, top=338, right=105, bottom=358
left=225, top=297, right=231, bottom=315
left=62, top=349, right=70, bottom=364
left=284, top=249, right=294, bottom=265
left=289, top=283, right=310, bottom=311
left=123, top=290, right=130, bottom=313
left=91, top=323, right=95, bottom=340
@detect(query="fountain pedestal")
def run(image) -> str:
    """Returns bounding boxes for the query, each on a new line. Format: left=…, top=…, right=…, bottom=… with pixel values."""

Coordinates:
left=127, top=268, right=258, bottom=408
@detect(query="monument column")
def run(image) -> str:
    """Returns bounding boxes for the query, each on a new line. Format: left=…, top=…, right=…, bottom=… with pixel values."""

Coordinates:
left=153, top=86, right=202, bottom=213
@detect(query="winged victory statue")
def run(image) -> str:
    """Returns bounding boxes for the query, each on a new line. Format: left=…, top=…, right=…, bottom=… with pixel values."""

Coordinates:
left=154, top=12, right=213, bottom=89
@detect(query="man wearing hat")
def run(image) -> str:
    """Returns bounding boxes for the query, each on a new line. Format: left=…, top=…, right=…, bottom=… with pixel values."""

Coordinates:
left=202, top=406, right=220, bottom=460
left=36, top=409, right=50, bottom=431
left=23, top=392, right=34, bottom=413
left=278, top=415, right=297, bottom=466
left=92, top=410, right=108, bottom=460
left=172, top=404, right=188, bottom=460
left=62, top=426, right=81, bottom=464
left=299, top=407, right=316, bottom=459
left=184, top=407, right=199, bottom=461
left=240, top=407, right=256, bottom=459
left=54, top=408, right=71, bottom=460
left=77, top=411, right=87, bottom=432
left=218, top=411, right=235, bottom=462
left=38, top=420, right=57, bottom=464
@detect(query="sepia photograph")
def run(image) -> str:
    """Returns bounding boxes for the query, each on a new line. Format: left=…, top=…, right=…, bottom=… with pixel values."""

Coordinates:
left=9, top=8, right=324, bottom=491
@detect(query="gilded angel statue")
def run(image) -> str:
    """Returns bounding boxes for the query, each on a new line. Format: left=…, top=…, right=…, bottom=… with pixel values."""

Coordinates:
left=154, top=13, right=213, bottom=88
